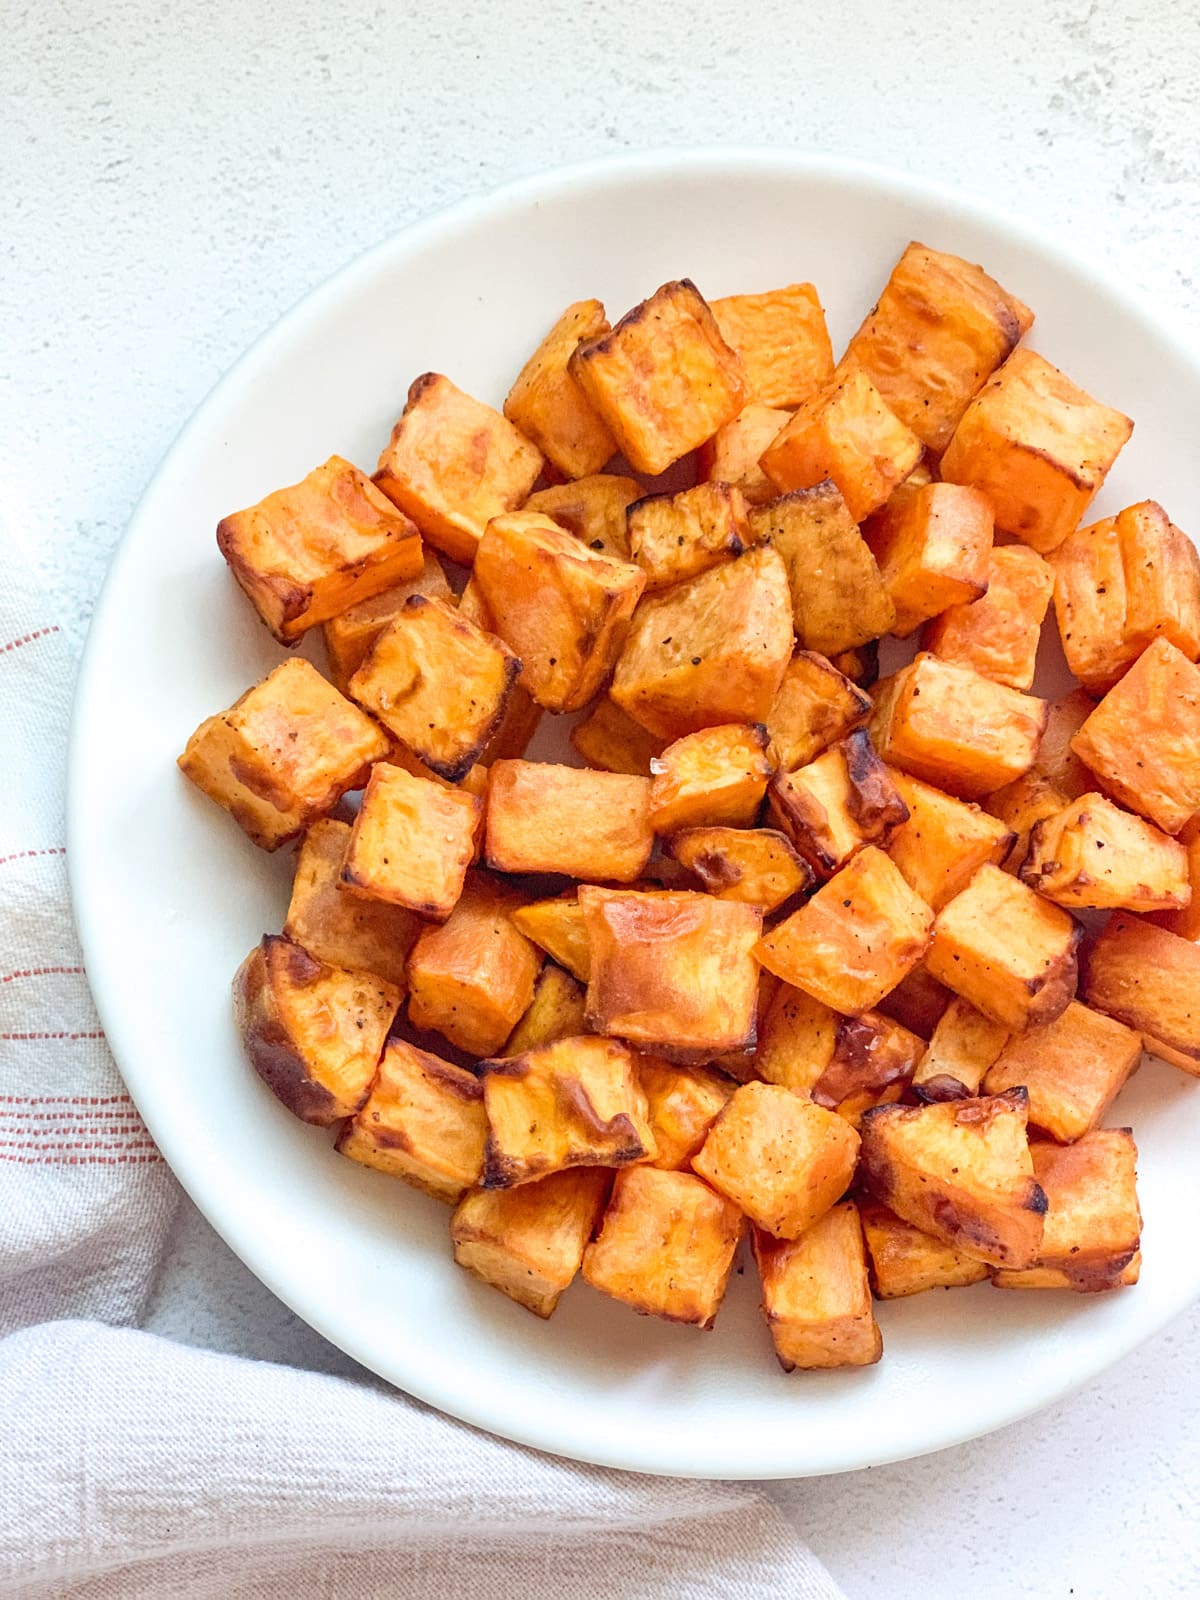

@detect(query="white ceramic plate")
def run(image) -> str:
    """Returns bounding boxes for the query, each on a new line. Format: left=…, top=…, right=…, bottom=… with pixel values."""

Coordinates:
left=69, top=151, right=1200, bottom=1479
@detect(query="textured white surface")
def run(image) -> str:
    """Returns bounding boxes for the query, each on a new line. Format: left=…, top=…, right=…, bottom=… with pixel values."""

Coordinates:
left=3, top=0, right=1199, bottom=1593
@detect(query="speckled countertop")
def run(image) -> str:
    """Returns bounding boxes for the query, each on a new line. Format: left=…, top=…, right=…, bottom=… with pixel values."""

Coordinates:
left=4, top=2, right=1199, bottom=1594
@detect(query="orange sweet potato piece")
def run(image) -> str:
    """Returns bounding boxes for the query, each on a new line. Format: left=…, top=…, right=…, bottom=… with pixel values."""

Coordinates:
left=342, top=763, right=480, bottom=921
left=763, top=649, right=872, bottom=771
left=284, top=818, right=419, bottom=990
left=667, top=826, right=813, bottom=912
left=628, top=481, right=754, bottom=591
left=638, top=1058, right=735, bottom=1171
left=753, top=1202, right=882, bottom=1370
left=486, top=760, right=653, bottom=882
left=523, top=474, right=643, bottom=562
left=322, top=550, right=453, bottom=692
left=768, top=730, right=908, bottom=880
left=924, top=544, right=1053, bottom=691
left=911, top=995, right=1010, bottom=1102
left=696, top=403, right=793, bottom=506
left=649, top=723, right=773, bottom=833
left=569, top=694, right=667, bottom=775
left=503, top=299, right=617, bottom=478
left=887, top=770, right=1015, bottom=911
left=710, top=283, right=834, bottom=409
left=983, top=1000, right=1141, bottom=1143
left=859, top=1200, right=991, bottom=1297
left=1022, top=792, right=1190, bottom=912
left=1081, top=913, right=1200, bottom=1076
left=863, top=481, right=993, bottom=637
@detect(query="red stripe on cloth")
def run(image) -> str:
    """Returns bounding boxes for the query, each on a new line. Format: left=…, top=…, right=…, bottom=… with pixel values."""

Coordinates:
left=0, top=1031, right=106, bottom=1041
left=0, top=626, right=61, bottom=655
left=0, top=1107, right=142, bottom=1119
left=0, top=967, right=87, bottom=985
left=0, top=1139, right=160, bottom=1153
left=0, top=1094, right=132, bottom=1105
left=0, top=1152, right=163, bottom=1166
left=0, top=847, right=67, bottom=867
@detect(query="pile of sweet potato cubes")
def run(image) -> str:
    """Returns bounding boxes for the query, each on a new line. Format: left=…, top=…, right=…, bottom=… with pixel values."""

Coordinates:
left=179, top=243, right=1200, bottom=1371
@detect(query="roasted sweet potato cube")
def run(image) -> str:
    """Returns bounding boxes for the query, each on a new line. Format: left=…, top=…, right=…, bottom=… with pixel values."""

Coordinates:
left=502, top=964, right=587, bottom=1056
left=697, top=403, right=793, bottom=506
left=582, top=1165, right=743, bottom=1327
left=983, top=999, right=1140, bottom=1143
left=628, top=481, right=754, bottom=592
left=569, top=694, right=666, bottom=775
left=451, top=1168, right=611, bottom=1317
left=768, top=731, right=908, bottom=880
left=348, top=595, right=519, bottom=782
left=523, top=473, right=643, bottom=562
left=667, top=826, right=813, bottom=912
left=693, top=1082, right=859, bottom=1239
left=638, top=1059, right=735, bottom=1170
left=233, top=935, right=400, bottom=1126
left=753, top=984, right=919, bottom=1120
left=764, top=650, right=872, bottom=771
left=1071, top=638, right=1200, bottom=835
left=828, top=642, right=881, bottom=690
left=711, top=282, right=833, bottom=408
left=887, top=771, right=1015, bottom=911
left=752, top=1201, right=881, bottom=1370
left=1148, top=816, right=1200, bottom=942
left=336, top=1038, right=486, bottom=1202
left=216, top=455, right=425, bottom=645
left=755, top=846, right=933, bottom=1015
left=870, top=654, right=1047, bottom=800
left=748, top=482, right=895, bottom=655
left=753, top=982, right=838, bottom=1093
left=859, top=1201, right=991, bottom=1297
left=940, top=348, right=1133, bottom=554
left=569, top=279, right=748, bottom=475
left=1081, top=913, right=1200, bottom=1075
left=1022, top=792, right=1190, bottom=912
left=864, top=481, right=993, bottom=637
left=373, top=373, right=544, bottom=564
left=876, top=958, right=952, bottom=1037
left=924, top=544, right=1053, bottom=691
left=406, top=874, right=542, bottom=1057
left=579, top=887, right=762, bottom=1061
left=503, top=299, right=617, bottom=479
left=322, top=550, right=453, bottom=693
left=510, top=896, right=591, bottom=982
left=450, top=577, right=543, bottom=763
left=284, top=818, right=418, bottom=990
left=342, top=763, right=479, bottom=921
left=648, top=723, right=773, bottom=834
left=178, top=658, right=389, bottom=851
left=610, top=544, right=794, bottom=740
left=860, top=1088, right=1045, bottom=1267
left=760, top=369, right=923, bottom=522
left=486, top=761, right=653, bottom=882
left=1116, top=501, right=1200, bottom=668
left=837, top=242, right=1033, bottom=452
left=482, top=1035, right=654, bottom=1187
left=992, top=1130, right=1140, bottom=1291
left=912, top=995, right=1009, bottom=1102
left=986, top=688, right=1094, bottom=869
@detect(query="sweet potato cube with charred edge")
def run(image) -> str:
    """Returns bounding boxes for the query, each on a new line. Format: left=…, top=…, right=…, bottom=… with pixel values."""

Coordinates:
left=753, top=984, right=920, bottom=1123
left=284, top=819, right=418, bottom=990
left=510, top=896, right=591, bottom=982
left=582, top=1165, right=743, bottom=1328
left=348, top=595, right=519, bottom=782
left=768, top=731, right=908, bottom=880
left=178, top=658, right=389, bottom=851
left=502, top=964, right=587, bottom=1056
left=373, top=374, right=544, bottom=565
left=829, top=642, right=881, bottom=689
left=837, top=242, right=1033, bottom=453
left=216, top=455, right=425, bottom=645
left=1052, top=500, right=1200, bottom=696
left=628, top=481, right=754, bottom=592
left=860, top=1088, right=1046, bottom=1268
left=859, top=1201, right=991, bottom=1297
left=864, top=481, right=993, bottom=638
left=693, top=1082, right=860, bottom=1240
left=322, top=550, right=453, bottom=693
left=764, top=650, right=872, bottom=772
left=342, top=764, right=479, bottom=921
left=452, top=1168, right=612, bottom=1318
left=667, top=826, right=813, bottom=912
left=992, top=1130, right=1141, bottom=1291
left=486, top=761, right=653, bottom=883
left=336, top=1038, right=486, bottom=1203
left=753, top=1202, right=882, bottom=1370
left=924, top=544, right=1053, bottom=692
left=1022, top=792, right=1190, bottom=912
left=984, top=1000, right=1140, bottom=1143
left=569, top=279, right=748, bottom=476
left=940, top=348, right=1133, bottom=555
left=233, top=936, right=400, bottom=1127
left=986, top=688, right=1094, bottom=871
left=1081, top=914, right=1200, bottom=1076
left=452, top=577, right=543, bottom=764
left=406, top=874, right=542, bottom=1058
left=649, top=723, right=773, bottom=834
left=760, top=369, right=923, bottom=522
left=912, top=996, right=1009, bottom=1102
left=755, top=846, right=934, bottom=1016
left=1070, top=638, right=1200, bottom=836
left=570, top=694, right=667, bottom=776
left=749, top=482, right=895, bottom=656
left=638, top=1059, right=735, bottom=1170
left=1149, top=817, right=1200, bottom=942
left=610, top=544, right=794, bottom=741
left=697, top=404, right=794, bottom=507
left=524, top=474, right=643, bottom=562
left=927, top=864, right=1079, bottom=1031
left=503, top=299, right=617, bottom=479
left=481, top=1035, right=654, bottom=1187
left=888, top=770, right=1015, bottom=912
left=870, top=654, right=1047, bottom=800
left=580, top=887, right=762, bottom=1062
left=711, top=283, right=834, bottom=410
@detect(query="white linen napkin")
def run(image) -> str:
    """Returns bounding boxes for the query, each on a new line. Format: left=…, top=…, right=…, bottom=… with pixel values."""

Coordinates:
left=0, top=519, right=844, bottom=1595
